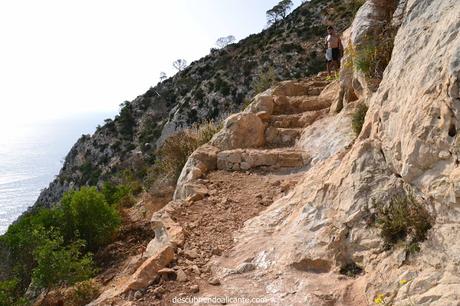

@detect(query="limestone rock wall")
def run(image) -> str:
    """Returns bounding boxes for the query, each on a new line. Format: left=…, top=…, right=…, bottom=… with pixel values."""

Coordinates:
left=203, top=1, right=460, bottom=305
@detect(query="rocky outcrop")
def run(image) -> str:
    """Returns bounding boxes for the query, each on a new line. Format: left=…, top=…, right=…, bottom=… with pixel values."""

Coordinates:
left=210, top=113, right=266, bottom=150
left=196, top=1, right=460, bottom=305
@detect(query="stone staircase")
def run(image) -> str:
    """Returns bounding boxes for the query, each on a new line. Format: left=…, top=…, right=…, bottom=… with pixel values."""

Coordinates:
left=174, top=73, right=335, bottom=200
left=214, top=75, right=333, bottom=172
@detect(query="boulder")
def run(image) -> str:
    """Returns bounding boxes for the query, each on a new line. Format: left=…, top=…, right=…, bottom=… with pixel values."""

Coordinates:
left=174, top=145, right=218, bottom=200
left=210, top=113, right=266, bottom=150
left=126, top=245, right=175, bottom=291
left=245, top=94, right=274, bottom=114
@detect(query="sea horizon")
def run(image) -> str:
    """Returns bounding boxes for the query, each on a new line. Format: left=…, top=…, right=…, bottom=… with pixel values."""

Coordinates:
left=0, top=111, right=116, bottom=234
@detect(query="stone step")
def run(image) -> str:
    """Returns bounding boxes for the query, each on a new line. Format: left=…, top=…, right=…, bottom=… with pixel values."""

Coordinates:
left=273, top=96, right=332, bottom=115
left=265, top=127, right=303, bottom=148
left=272, top=81, right=329, bottom=97
left=217, top=148, right=310, bottom=171
left=268, top=109, right=328, bottom=128
left=306, top=80, right=331, bottom=88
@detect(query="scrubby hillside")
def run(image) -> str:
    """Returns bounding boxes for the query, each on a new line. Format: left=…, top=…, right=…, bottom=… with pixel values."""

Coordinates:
left=33, top=0, right=361, bottom=209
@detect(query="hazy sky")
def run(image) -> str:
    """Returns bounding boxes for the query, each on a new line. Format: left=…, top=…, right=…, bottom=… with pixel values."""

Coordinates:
left=0, top=0, right=302, bottom=129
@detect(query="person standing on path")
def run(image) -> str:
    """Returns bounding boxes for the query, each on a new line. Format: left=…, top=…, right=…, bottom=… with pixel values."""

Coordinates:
left=325, top=26, right=343, bottom=77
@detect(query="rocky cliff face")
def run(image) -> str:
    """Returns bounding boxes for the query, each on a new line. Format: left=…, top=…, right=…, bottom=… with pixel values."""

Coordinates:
left=202, top=1, right=460, bottom=304
left=86, top=0, right=460, bottom=305
left=32, top=0, right=360, bottom=210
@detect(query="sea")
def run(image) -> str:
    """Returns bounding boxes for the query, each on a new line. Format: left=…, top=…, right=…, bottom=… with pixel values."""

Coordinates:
left=0, top=113, right=115, bottom=235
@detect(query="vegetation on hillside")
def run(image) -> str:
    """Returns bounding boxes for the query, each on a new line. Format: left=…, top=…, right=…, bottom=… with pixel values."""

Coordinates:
left=351, top=104, right=368, bottom=135
left=346, top=0, right=397, bottom=87
left=145, top=121, right=222, bottom=190
left=375, top=193, right=433, bottom=252
left=0, top=186, right=125, bottom=303
left=252, top=66, right=278, bottom=94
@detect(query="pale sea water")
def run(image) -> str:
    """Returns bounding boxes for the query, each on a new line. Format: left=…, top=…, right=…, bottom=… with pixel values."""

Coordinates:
left=0, top=113, right=114, bottom=234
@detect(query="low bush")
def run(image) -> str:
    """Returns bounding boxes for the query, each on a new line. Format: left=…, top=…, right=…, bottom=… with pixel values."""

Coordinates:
left=146, top=121, right=221, bottom=189
left=351, top=104, right=368, bottom=135
left=375, top=193, right=433, bottom=249
left=353, top=25, right=397, bottom=84
left=252, top=66, right=278, bottom=94
left=1, top=213, right=54, bottom=289
left=65, top=280, right=101, bottom=306
left=61, top=187, right=121, bottom=251
left=32, top=235, right=95, bottom=290
left=0, top=279, right=28, bottom=306
left=101, top=182, right=134, bottom=208
left=0, top=186, right=121, bottom=300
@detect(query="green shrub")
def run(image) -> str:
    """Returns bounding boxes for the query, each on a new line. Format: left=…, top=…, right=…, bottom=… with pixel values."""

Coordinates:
left=351, top=104, right=368, bottom=135
left=101, top=182, right=133, bottom=206
left=32, top=234, right=95, bottom=290
left=252, top=66, right=278, bottom=94
left=0, top=187, right=119, bottom=299
left=375, top=193, right=433, bottom=249
left=1, top=214, right=54, bottom=289
left=353, top=25, right=397, bottom=83
left=120, top=169, right=144, bottom=195
left=117, top=101, right=136, bottom=139
left=0, top=279, right=28, bottom=306
left=61, top=187, right=121, bottom=251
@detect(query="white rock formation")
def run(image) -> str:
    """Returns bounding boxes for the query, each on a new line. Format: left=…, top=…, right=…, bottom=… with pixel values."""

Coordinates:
left=200, top=0, right=460, bottom=305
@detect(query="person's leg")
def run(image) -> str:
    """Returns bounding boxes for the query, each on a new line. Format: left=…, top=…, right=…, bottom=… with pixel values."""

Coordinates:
left=329, top=60, right=335, bottom=75
left=327, top=61, right=331, bottom=76
left=331, top=48, right=340, bottom=75
left=333, top=60, right=339, bottom=74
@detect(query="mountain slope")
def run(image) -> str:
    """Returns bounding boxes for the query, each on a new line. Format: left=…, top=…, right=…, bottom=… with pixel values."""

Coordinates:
left=33, top=0, right=360, bottom=209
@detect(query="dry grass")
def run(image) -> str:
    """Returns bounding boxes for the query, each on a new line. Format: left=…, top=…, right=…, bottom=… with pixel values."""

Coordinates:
left=65, top=280, right=101, bottom=306
left=351, top=103, right=368, bottom=136
left=252, top=66, right=278, bottom=94
left=145, top=121, right=222, bottom=190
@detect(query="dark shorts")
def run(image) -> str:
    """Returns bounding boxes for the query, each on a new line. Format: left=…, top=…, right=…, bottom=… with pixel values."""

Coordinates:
left=327, top=48, right=340, bottom=62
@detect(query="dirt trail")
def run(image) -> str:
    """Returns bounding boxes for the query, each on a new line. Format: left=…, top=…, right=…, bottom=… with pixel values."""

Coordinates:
left=87, top=74, right=334, bottom=305
left=133, top=75, right=333, bottom=305
left=136, top=169, right=302, bottom=305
